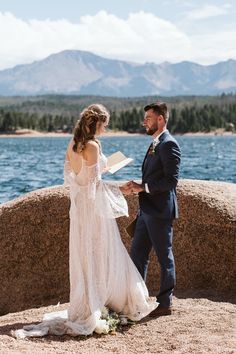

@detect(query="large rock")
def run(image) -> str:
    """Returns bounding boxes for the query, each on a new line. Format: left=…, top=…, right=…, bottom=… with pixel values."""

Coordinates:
left=0, top=180, right=235, bottom=314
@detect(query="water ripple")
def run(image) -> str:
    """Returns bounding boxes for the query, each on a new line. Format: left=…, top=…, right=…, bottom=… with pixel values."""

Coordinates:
left=0, top=135, right=235, bottom=204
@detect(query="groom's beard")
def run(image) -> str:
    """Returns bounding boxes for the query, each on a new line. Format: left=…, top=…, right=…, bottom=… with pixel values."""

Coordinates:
left=145, top=122, right=158, bottom=135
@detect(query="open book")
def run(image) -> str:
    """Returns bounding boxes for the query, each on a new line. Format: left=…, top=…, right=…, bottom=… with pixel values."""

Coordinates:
left=107, top=151, right=133, bottom=174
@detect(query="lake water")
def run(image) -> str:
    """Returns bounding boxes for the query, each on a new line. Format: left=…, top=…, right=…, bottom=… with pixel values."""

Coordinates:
left=0, top=135, right=235, bottom=204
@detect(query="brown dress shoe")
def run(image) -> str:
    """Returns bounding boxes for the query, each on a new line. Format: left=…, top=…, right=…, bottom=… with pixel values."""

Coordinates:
left=148, top=306, right=172, bottom=317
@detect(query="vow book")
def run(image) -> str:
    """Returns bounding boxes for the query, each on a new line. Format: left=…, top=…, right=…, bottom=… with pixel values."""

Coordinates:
left=107, top=151, right=133, bottom=174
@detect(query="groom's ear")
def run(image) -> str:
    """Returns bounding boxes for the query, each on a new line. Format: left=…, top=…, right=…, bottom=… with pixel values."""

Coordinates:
left=158, top=114, right=165, bottom=124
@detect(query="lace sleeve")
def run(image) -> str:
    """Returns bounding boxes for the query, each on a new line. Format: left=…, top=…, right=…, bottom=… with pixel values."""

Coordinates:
left=97, top=181, right=129, bottom=218
left=66, top=154, right=128, bottom=218
left=87, top=163, right=100, bottom=200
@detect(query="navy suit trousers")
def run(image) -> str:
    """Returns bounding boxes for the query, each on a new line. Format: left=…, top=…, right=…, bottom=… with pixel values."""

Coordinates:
left=130, top=210, right=175, bottom=308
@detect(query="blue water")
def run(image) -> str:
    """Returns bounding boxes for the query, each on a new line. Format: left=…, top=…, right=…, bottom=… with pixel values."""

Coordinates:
left=0, top=135, right=235, bottom=204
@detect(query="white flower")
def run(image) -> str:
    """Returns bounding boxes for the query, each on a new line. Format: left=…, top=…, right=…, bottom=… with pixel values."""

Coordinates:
left=94, top=319, right=110, bottom=334
left=152, top=139, right=160, bottom=149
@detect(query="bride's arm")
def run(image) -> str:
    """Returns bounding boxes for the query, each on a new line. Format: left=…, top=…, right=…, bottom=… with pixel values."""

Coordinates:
left=64, top=138, right=76, bottom=186
left=63, top=150, right=72, bottom=186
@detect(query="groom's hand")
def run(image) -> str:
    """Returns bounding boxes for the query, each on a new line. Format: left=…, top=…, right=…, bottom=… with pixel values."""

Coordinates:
left=129, top=181, right=145, bottom=193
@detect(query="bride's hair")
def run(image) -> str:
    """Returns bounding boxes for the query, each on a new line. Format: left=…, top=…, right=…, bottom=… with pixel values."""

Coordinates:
left=73, top=104, right=110, bottom=152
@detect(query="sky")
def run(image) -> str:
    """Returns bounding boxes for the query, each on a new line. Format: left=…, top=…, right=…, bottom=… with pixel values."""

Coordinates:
left=0, top=0, right=236, bottom=70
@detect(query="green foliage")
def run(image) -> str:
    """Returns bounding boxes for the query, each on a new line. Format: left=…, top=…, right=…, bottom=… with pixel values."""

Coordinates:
left=0, top=93, right=235, bottom=133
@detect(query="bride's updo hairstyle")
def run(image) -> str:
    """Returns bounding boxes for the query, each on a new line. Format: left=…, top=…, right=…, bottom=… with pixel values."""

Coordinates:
left=73, top=104, right=110, bottom=152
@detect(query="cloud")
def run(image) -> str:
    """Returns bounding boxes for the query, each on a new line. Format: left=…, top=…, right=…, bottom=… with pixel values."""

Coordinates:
left=0, top=12, right=78, bottom=70
left=186, top=4, right=231, bottom=20
left=0, top=11, right=191, bottom=70
left=79, top=11, right=191, bottom=63
left=0, top=10, right=235, bottom=70
left=189, top=30, right=236, bottom=64
left=165, top=0, right=194, bottom=6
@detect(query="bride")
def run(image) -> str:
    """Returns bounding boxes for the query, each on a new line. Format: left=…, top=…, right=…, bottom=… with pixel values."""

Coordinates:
left=13, top=104, right=157, bottom=339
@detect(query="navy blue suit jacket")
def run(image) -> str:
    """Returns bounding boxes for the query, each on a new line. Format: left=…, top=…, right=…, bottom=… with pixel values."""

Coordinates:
left=139, top=131, right=181, bottom=219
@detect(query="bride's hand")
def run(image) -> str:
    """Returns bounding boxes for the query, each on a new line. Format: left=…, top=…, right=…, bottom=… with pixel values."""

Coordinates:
left=102, top=166, right=110, bottom=174
left=120, top=182, right=132, bottom=195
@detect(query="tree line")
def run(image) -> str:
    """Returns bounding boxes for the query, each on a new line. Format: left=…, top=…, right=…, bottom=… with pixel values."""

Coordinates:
left=0, top=93, right=235, bottom=134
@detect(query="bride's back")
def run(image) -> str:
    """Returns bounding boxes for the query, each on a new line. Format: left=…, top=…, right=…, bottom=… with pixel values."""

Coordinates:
left=66, top=139, right=84, bottom=175
left=66, top=139, right=100, bottom=178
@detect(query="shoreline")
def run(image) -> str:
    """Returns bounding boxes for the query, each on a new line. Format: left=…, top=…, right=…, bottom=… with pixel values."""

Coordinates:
left=0, top=130, right=140, bottom=138
left=0, top=129, right=235, bottom=138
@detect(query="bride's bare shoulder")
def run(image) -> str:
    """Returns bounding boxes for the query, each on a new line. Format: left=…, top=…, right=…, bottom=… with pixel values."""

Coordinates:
left=86, top=140, right=99, bottom=147
left=84, top=140, right=99, bottom=162
left=85, top=140, right=99, bottom=152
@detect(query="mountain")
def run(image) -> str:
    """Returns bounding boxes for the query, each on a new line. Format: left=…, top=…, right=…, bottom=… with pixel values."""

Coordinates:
left=0, top=50, right=235, bottom=96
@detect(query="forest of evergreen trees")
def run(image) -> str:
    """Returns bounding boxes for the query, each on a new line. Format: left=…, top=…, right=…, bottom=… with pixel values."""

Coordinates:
left=0, top=93, right=235, bottom=134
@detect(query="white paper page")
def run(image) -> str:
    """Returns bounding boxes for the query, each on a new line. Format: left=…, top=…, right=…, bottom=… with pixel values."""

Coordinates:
left=107, top=151, right=133, bottom=174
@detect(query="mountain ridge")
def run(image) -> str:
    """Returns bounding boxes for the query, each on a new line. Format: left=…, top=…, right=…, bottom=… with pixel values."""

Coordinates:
left=0, top=50, right=235, bottom=96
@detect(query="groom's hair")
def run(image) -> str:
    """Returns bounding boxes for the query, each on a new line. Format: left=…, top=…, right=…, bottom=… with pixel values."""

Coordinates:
left=144, top=102, right=169, bottom=123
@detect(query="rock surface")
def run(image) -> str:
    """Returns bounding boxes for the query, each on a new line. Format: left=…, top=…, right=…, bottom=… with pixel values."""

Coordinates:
left=0, top=179, right=235, bottom=315
left=0, top=292, right=235, bottom=354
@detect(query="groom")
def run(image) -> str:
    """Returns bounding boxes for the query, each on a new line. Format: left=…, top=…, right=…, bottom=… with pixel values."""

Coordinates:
left=128, top=101, right=181, bottom=317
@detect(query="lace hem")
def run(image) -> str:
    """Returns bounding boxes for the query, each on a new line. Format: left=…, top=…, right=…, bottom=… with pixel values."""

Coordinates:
left=12, top=298, right=158, bottom=339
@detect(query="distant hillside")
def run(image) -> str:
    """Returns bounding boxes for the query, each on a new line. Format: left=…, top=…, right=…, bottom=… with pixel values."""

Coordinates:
left=0, top=50, right=235, bottom=96
left=0, top=93, right=235, bottom=117
left=0, top=94, right=235, bottom=134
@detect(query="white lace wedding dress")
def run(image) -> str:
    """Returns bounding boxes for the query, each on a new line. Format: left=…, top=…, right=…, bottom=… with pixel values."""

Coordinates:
left=14, top=153, right=157, bottom=339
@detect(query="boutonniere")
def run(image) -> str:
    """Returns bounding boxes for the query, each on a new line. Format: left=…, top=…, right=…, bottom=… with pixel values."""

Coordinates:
left=148, top=140, right=159, bottom=155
